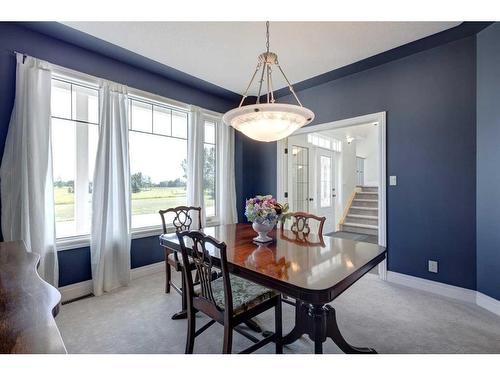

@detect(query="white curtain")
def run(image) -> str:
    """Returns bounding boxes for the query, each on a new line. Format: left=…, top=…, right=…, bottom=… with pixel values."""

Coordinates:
left=0, top=54, right=58, bottom=286
left=218, top=123, right=238, bottom=224
left=187, top=106, right=205, bottom=227
left=90, top=81, right=131, bottom=296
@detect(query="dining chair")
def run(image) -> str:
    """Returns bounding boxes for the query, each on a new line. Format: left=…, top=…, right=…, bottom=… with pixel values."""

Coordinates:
left=177, top=230, right=283, bottom=354
left=280, top=211, right=326, bottom=308
left=159, top=206, right=202, bottom=301
left=281, top=211, right=326, bottom=237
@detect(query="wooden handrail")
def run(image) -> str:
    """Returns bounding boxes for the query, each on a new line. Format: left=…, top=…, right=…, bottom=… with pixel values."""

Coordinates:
left=338, top=189, right=357, bottom=229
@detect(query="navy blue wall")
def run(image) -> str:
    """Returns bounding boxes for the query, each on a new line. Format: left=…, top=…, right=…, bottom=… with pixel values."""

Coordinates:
left=476, top=23, right=500, bottom=300
left=234, top=132, right=277, bottom=223
left=0, top=22, right=493, bottom=295
left=0, top=22, right=238, bottom=287
left=251, top=37, right=478, bottom=290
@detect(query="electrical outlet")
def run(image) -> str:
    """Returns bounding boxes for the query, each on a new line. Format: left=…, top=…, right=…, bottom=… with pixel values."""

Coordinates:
left=428, top=260, right=438, bottom=273
left=389, top=175, right=397, bottom=186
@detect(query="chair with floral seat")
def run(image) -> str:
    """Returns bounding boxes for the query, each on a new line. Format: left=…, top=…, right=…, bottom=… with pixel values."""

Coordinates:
left=177, top=230, right=282, bottom=354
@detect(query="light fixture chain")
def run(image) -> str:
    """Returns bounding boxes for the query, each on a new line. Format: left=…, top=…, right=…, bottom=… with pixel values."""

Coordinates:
left=266, top=63, right=271, bottom=103
left=277, top=64, right=303, bottom=107
left=256, top=60, right=266, bottom=104
left=269, top=66, right=275, bottom=103
left=266, top=21, right=270, bottom=53
left=239, top=62, right=262, bottom=107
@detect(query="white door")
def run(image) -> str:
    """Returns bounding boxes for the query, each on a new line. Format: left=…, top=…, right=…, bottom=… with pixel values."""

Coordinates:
left=316, top=149, right=335, bottom=233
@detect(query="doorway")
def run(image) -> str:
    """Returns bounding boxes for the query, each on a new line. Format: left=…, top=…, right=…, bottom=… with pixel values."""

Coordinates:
left=287, top=135, right=336, bottom=233
left=276, top=112, right=387, bottom=279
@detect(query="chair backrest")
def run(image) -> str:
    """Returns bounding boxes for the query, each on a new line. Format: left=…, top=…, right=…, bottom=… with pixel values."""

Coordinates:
left=177, top=230, right=233, bottom=317
left=282, top=211, right=326, bottom=237
left=158, top=206, right=202, bottom=234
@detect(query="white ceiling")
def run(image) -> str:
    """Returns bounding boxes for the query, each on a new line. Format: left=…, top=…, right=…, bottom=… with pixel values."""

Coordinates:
left=62, top=22, right=460, bottom=95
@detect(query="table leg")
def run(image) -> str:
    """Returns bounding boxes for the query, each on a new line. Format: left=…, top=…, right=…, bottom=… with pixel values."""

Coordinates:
left=314, top=339, right=323, bottom=354
left=310, top=304, right=326, bottom=354
left=282, top=301, right=307, bottom=345
left=324, top=305, right=376, bottom=354
left=282, top=301, right=377, bottom=354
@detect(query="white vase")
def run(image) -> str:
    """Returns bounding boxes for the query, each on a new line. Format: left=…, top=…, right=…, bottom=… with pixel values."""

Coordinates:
left=252, top=221, right=275, bottom=243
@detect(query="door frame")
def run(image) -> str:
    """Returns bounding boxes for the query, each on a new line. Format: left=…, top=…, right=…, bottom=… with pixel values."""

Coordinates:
left=276, top=111, right=387, bottom=280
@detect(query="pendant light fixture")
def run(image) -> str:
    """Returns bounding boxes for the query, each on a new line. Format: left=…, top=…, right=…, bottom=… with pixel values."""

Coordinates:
left=223, top=22, right=314, bottom=142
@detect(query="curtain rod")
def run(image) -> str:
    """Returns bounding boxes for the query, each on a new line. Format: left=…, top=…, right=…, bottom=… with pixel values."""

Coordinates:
left=1, top=48, right=26, bottom=56
left=1, top=48, right=28, bottom=62
left=0, top=48, right=222, bottom=117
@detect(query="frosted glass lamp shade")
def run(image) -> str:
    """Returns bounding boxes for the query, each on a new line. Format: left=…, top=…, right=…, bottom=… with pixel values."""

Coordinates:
left=223, top=103, right=314, bottom=142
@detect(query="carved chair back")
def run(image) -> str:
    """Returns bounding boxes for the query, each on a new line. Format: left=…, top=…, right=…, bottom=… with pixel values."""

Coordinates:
left=281, top=211, right=326, bottom=238
left=159, top=206, right=202, bottom=234
left=177, top=230, right=233, bottom=317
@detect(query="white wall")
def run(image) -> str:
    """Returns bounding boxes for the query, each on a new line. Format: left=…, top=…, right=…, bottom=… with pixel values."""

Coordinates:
left=355, top=125, right=379, bottom=186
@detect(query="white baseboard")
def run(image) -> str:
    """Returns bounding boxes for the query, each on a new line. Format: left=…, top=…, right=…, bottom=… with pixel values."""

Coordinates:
left=130, top=261, right=164, bottom=280
left=387, top=271, right=477, bottom=304
left=476, top=292, right=500, bottom=316
left=387, top=271, right=500, bottom=317
left=59, top=279, right=93, bottom=303
left=59, top=261, right=164, bottom=303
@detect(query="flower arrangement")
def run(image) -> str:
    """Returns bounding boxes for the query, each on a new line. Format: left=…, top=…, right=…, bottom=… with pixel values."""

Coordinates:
left=245, top=195, right=289, bottom=226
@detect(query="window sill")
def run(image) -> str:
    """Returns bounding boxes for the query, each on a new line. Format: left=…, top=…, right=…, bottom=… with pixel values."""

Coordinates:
left=55, top=221, right=220, bottom=251
left=56, top=235, right=91, bottom=251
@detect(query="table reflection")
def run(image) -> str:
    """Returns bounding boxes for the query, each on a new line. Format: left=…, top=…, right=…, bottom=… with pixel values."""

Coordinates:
left=279, top=227, right=326, bottom=248
left=244, top=243, right=291, bottom=280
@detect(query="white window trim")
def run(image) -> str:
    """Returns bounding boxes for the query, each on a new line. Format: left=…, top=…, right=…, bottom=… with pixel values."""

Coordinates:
left=128, top=94, right=188, bottom=232
left=51, top=74, right=99, bottom=243
left=200, top=111, right=222, bottom=223
left=51, top=66, right=224, bottom=251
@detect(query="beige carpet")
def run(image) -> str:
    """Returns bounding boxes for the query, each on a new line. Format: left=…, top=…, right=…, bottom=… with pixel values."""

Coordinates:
left=56, top=271, right=500, bottom=354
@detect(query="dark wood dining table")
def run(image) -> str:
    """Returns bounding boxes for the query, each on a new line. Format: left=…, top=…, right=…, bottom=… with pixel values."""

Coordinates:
left=159, top=223, right=386, bottom=354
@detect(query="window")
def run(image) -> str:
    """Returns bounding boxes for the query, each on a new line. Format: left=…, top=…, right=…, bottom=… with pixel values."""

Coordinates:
left=291, top=145, right=309, bottom=212
left=203, top=119, right=217, bottom=219
left=50, top=72, right=222, bottom=243
left=51, top=77, right=99, bottom=239
left=320, top=155, right=332, bottom=208
left=129, top=97, right=188, bottom=229
left=307, top=133, right=342, bottom=152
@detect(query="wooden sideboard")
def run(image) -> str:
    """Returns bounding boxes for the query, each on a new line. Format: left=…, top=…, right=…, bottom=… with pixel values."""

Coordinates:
left=0, top=241, right=66, bottom=354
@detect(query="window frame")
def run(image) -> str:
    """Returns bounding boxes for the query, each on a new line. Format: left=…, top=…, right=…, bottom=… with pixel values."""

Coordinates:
left=128, top=94, right=189, bottom=232
left=50, top=68, right=223, bottom=251
left=201, top=112, right=221, bottom=226
left=51, top=73, right=100, bottom=244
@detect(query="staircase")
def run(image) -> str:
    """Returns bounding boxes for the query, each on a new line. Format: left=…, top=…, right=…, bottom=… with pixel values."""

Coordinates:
left=340, top=186, right=378, bottom=236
